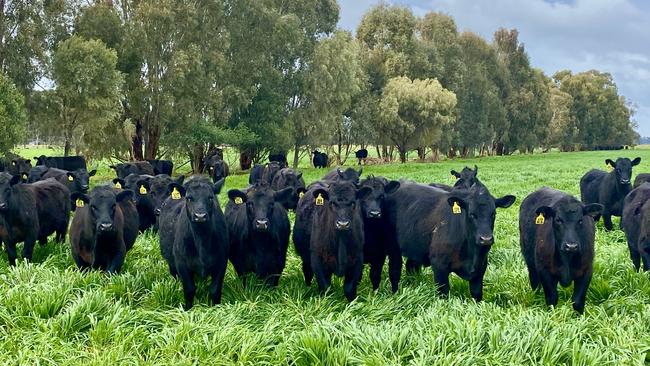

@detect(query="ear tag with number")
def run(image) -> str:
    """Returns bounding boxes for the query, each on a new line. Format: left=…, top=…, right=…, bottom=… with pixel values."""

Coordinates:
left=114, top=181, right=122, bottom=189
left=234, top=197, right=243, bottom=205
left=452, top=201, right=461, bottom=214
left=452, top=175, right=458, bottom=180
left=22, top=174, right=27, bottom=180
left=139, top=185, right=147, bottom=194
left=315, top=194, right=324, bottom=206
left=299, top=191, right=305, bottom=199
left=75, top=198, right=85, bottom=208
left=606, top=163, right=613, bottom=172
left=171, top=187, right=181, bottom=200
left=535, top=213, right=545, bottom=225
left=68, top=175, right=74, bottom=182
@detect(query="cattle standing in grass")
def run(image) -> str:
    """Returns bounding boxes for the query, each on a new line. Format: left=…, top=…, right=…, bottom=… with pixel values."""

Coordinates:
left=312, top=151, right=328, bottom=169
left=147, top=159, right=173, bottom=175
left=634, top=173, right=650, bottom=188
left=41, top=168, right=96, bottom=194
left=430, top=165, right=480, bottom=191
left=114, top=174, right=156, bottom=232
left=269, top=153, right=288, bottom=168
left=249, top=164, right=265, bottom=184
left=359, top=176, right=401, bottom=291
left=355, top=149, right=368, bottom=165
left=27, top=165, right=49, bottom=183
left=383, top=181, right=515, bottom=298
left=519, top=187, right=602, bottom=313
left=70, top=186, right=138, bottom=273
left=0, top=173, right=70, bottom=265
left=622, top=183, right=650, bottom=271
left=225, top=183, right=293, bottom=286
left=580, top=157, right=641, bottom=230
left=323, top=167, right=362, bottom=185
left=158, top=176, right=228, bottom=310
left=110, top=161, right=155, bottom=179
left=249, top=162, right=282, bottom=185
left=204, top=156, right=229, bottom=183
left=150, top=175, right=185, bottom=218
left=271, top=168, right=306, bottom=210
left=33, top=155, right=86, bottom=171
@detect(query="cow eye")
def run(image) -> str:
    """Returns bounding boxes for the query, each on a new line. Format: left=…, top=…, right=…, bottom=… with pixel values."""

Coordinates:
left=578, top=219, right=583, bottom=225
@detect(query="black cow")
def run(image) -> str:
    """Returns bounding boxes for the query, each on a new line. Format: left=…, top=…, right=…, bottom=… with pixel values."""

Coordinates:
left=225, top=183, right=293, bottom=286
left=271, top=168, right=306, bottom=210
left=147, top=159, right=173, bottom=175
left=249, top=164, right=265, bottom=185
left=383, top=181, right=515, bottom=299
left=27, top=165, right=50, bottom=183
left=0, top=173, right=70, bottom=265
left=249, top=162, right=281, bottom=185
left=622, top=183, right=650, bottom=271
left=204, top=156, right=229, bottom=183
left=359, top=176, right=401, bottom=291
left=268, top=153, right=288, bottom=168
left=580, top=157, right=641, bottom=230
left=323, top=167, right=362, bottom=185
left=5, top=157, right=32, bottom=180
left=519, top=187, right=602, bottom=313
left=430, top=165, right=480, bottom=191
left=70, top=186, right=138, bottom=273
left=158, top=176, right=228, bottom=310
left=33, top=155, right=87, bottom=171
left=634, top=173, right=650, bottom=188
left=312, top=151, right=328, bottom=169
left=149, top=174, right=185, bottom=218
left=114, top=174, right=156, bottom=232
left=355, top=149, right=368, bottom=165
left=41, top=168, right=97, bottom=194
left=110, top=161, right=155, bottom=179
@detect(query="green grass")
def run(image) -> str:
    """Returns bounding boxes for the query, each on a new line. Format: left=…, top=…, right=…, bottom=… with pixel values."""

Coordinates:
left=2, top=149, right=650, bottom=365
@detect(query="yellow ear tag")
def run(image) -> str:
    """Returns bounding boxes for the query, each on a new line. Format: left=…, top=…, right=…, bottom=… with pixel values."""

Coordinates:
left=75, top=198, right=85, bottom=208
left=114, top=181, right=122, bottom=189
left=139, top=185, right=147, bottom=195
left=452, top=175, right=458, bottom=180
left=535, top=213, right=545, bottom=225
left=315, top=194, right=324, bottom=206
left=68, top=175, right=74, bottom=182
left=234, top=197, right=243, bottom=205
left=299, top=191, right=305, bottom=199
left=22, top=174, right=27, bottom=180
left=171, top=187, right=181, bottom=200
left=452, top=201, right=461, bottom=214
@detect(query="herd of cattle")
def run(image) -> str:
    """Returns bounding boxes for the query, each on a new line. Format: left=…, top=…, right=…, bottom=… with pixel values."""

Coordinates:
left=1, top=152, right=649, bottom=313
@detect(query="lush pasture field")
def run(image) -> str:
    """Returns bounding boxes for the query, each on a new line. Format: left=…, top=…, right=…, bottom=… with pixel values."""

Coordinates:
left=2, top=149, right=650, bottom=365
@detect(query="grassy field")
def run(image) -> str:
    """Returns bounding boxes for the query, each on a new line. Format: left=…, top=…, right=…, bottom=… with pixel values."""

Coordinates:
left=2, top=149, right=650, bottom=365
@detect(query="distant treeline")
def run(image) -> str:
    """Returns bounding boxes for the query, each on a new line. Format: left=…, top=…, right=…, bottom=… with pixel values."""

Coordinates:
left=0, top=1, right=638, bottom=168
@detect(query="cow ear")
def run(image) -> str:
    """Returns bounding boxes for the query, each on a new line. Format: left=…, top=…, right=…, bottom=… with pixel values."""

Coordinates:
left=136, top=179, right=151, bottom=194
left=167, top=183, right=186, bottom=198
left=116, top=189, right=134, bottom=203
left=632, top=157, right=641, bottom=166
left=274, top=187, right=294, bottom=205
left=112, top=178, right=125, bottom=189
left=70, top=192, right=89, bottom=212
left=450, top=170, right=461, bottom=178
left=357, top=186, right=372, bottom=200
left=384, top=180, right=400, bottom=194
left=66, top=172, right=75, bottom=181
left=605, top=159, right=616, bottom=168
left=473, top=165, right=478, bottom=175
left=296, top=172, right=303, bottom=180
left=109, top=165, right=116, bottom=170
left=228, top=189, right=247, bottom=203
left=9, top=174, right=21, bottom=186
left=535, top=206, right=555, bottom=219
left=583, top=203, right=603, bottom=217
left=88, top=169, right=97, bottom=177
left=447, top=196, right=467, bottom=211
left=495, top=195, right=516, bottom=209
left=175, top=175, right=185, bottom=185
left=213, top=178, right=225, bottom=194
left=313, top=188, right=329, bottom=204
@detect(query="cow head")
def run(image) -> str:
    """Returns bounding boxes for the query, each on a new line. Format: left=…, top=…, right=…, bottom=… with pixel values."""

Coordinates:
left=72, top=186, right=134, bottom=232
left=359, top=176, right=400, bottom=219
left=206, top=159, right=228, bottom=183
left=9, top=158, right=32, bottom=179
left=336, top=167, right=362, bottom=185
left=152, top=175, right=184, bottom=216
left=535, top=197, right=602, bottom=254
left=447, top=184, right=515, bottom=247
left=168, top=176, right=224, bottom=223
left=0, top=172, right=22, bottom=212
left=607, top=157, right=641, bottom=185
left=65, top=168, right=96, bottom=194
left=274, top=168, right=305, bottom=210
left=312, top=182, right=372, bottom=231
left=451, top=165, right=479, bottom=189
left=228, top=183, right=293, bottom=232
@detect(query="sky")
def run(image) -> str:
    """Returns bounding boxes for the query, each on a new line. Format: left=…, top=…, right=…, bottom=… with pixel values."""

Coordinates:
left=338, top=0, right=650, bottom=136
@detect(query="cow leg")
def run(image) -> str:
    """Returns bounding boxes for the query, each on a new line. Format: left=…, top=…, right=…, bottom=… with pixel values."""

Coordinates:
left=55, top=224, right=68, bottom=243
left=5, top=240, right=17, bottom=266
left=603, top=213, right=613, bottom=231
left=571, top=274, right=591, bottom=314
left=106, top=249, right=125, bottom=274
left=177, top=266, right=196, bottom=310
left=405, top=259, right=421, bottom=274
left=629, top=243, right=641, bottom=271
left=208, top=259, right=228, bottom=305
left=641, top=252, right=650, bottom=272
left=433, top=269, right=450, bottom=297
left=21, top=236, right=37, bottom=262
left=387, top=251, right=402, bottom=293
left=343, top=262, right=363, bottom=302
left=469, top=271, right=486, bottom=302
left=39, top=236, right=48, bottom=246
left=539, top=272, right=559, bottom=307
left=301, top=258, right=314, bottom=287
left=312, top=261, right=332, bottom=295
left=523, top=255, right=539, bottom=290
left=369, top=258, right=384, bottom=291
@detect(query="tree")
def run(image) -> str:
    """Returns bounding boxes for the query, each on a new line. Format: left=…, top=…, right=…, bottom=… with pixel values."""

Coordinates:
left=0, top=71, right=26, bottom=150
left=50, top=36, right=122, bottom=156
left=378, top=76, right=456, bottom=163
left=546, top=82, right=577, bottom=151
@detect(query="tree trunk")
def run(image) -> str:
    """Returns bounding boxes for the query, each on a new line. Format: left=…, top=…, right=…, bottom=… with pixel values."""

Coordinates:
left=398, top=146, right=407, bottom=163
left=293, top=144, right=300, bottom=169
left=64, top=138, right=71, bottom=157
left=191, top=144, right=204, bottom=174
left=144, top=123, right=160, bottom=160
left=417, top=147, right=426, bottom=160
left=382, top=145, right=389, bottom=162
left=132, top=118, right=144, bottom=161
left=240, top=151, right=253, bottom=170
left=375, top=145, right=382, bottom=160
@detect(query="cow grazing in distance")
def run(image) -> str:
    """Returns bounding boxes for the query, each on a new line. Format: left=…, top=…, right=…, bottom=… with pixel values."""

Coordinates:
left=225, top=183, right=293, bottom=286
left=323, top=167, right=362, bottom=185
left=622, top=183, right=650, bottom=271
left=519, top=187, right=602, bottom=313
left=580, top=157, right=641, bottom=230
left=204, top=156, right=229, bottom=183
left=110, top=161, right=155, bottom=179
left=41, top=167, right=97, bottom=194
left=158, top=176, right=229, bottom=310
left=359, top=176, right=401, bottom=291
left=0, top=173, right=70, bottom=265
left=312, top=151, right=328, bottom=169
left=383, top=181, right=515, bottom=299
left=355, top=149, right=368, bottom=165
left=430, top=165, right=480, bottom=191
left=70, top=186, right=138, bottom=273
left=33, top=155, right=87, bottom=171
left=271, top=168, right=306, bottom=210
left=147, top=159, right=173, bottom=175
left=634, top=173, right=650, bottom=188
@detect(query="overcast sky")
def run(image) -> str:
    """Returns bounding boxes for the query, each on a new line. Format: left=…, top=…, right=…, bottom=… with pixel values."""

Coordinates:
left=338, top=0, right=650, bottom=136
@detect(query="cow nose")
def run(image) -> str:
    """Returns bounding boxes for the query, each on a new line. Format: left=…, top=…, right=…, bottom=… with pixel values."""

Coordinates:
left=563, top=242, right=579, bottom=252
left=99, top=223, right=113, bottom=231
left=621, top=179, right=631, bottom=184
left=154, top=208, right=161, bottom=216
left=368, top=210, right=381, bottom=218
left=255, top=219, right=269, bottom=230
left=479, top=235, right=494, bottom=246
left=81, top=185, right=89, bottom=191
left=336, top=220, right=351, bottom=230
left=0, top=203, right=7, bottom=210
left=193, top=212, right=208, bottom=222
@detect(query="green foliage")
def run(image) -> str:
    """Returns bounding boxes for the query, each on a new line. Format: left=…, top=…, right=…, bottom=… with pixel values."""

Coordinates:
left=0, top=72, right=27, bottom=150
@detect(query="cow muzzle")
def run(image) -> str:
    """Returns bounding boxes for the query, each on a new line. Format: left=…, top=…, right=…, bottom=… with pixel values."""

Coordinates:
left=192, top=212, right=208, bottom=223
left=336, top=220, right=351, bottom=230
left=255, top=219, right=269, bottom=231
left=367, top=210, right=381, bottom=219
left=98, top=222, right=113, bottom=232
left=0, top=202, right=7, bottom=211
left=479, top=235, right=494, bottom=246
left=561, top=242, right=579, bottom=252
